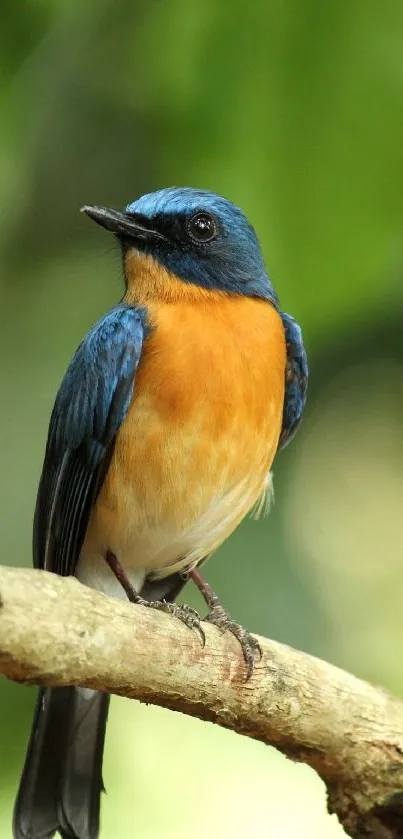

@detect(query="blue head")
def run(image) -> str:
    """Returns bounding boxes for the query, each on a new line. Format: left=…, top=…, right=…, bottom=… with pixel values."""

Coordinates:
left=82, top=187, right=277, bottom=305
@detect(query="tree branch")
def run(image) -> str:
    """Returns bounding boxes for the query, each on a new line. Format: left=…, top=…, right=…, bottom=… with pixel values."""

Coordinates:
left=1, top=565, right=402, bottom=838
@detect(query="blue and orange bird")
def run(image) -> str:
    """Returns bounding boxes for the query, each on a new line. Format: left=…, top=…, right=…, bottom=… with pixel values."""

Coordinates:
left=13, top=188, right=307, bottom=839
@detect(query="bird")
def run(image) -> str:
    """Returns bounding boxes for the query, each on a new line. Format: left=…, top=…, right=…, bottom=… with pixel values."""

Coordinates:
left=13, top=187, right=308, bottom=839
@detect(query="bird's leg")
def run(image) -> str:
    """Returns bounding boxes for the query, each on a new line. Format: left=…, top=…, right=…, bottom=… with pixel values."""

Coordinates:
left=104, top=551, right=205, bottom=644
left=104, top=550, right=138, bottom=603
left=188, top=567, right=262, bottom=679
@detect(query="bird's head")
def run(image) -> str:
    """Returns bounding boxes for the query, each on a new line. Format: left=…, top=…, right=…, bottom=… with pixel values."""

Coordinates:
left=82, top=187, right=277, bottom=306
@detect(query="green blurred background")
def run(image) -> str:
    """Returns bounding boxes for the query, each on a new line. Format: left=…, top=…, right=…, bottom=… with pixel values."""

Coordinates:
left=1, top=1, right=403, bottom=836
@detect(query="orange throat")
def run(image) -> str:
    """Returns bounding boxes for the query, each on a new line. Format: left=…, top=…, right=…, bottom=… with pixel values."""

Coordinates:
left=123, top=248, right=230, bottom=306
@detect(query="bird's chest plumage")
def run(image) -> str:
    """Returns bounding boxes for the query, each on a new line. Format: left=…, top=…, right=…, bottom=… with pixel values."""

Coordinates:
left=81, top=294, right=286, bottom=580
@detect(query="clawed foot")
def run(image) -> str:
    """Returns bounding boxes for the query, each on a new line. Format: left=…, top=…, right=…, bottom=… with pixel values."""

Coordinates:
left=104, top=551, right=260, bottom=676
left=104, top=551, right=205, bottom=645
left=134, top=597, right=205, bottom=646
left=187, top=567, right=262, bottom=680
left=206, top=604, right=262, bottom=680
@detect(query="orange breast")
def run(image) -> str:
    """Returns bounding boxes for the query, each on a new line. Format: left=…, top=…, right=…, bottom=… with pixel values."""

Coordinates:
left=85, top=291, right=286, bottom=577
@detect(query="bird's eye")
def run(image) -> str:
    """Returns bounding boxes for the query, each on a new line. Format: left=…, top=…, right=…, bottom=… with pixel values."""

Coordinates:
left=187, top=212, right=217, bottom=243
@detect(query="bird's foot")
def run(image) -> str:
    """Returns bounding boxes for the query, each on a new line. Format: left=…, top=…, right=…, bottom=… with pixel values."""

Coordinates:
left=104, top=550, right=204, bottom=644
left=187, top=567, right=262, bottom=680
left=133, top=596, right=205, bottom=646
left=205, top=604, right=262, bottom=680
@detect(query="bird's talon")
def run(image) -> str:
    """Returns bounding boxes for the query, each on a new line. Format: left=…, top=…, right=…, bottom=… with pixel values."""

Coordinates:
left=137, top=599, right=204, bottom=646
left=195, top=622, right=206, bottom=647
left=206, top=607, right=261, bottom=680
left=179, top=602, right=201, bottom=620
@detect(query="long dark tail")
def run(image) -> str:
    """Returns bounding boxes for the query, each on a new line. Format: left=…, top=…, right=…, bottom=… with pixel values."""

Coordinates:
left=13, top=686, right=110, bottom=839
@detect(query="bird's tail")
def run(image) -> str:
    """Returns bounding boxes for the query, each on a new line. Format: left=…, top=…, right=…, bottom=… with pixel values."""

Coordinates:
left=13, top=686, right=110, bottom=839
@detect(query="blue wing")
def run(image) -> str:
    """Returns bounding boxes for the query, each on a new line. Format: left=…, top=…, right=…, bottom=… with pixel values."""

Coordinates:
left=33, top=304, right=145, bottom=576
left=278, top=312, right=308, bottom=450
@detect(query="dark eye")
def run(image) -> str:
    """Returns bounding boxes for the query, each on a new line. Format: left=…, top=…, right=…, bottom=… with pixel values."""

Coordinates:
left=187, top=212, right=217, bottom=243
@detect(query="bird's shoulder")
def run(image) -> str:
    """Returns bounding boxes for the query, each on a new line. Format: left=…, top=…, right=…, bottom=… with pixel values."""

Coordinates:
left=48, top=304, right=146, bottom=461
left=278, top=311, right=308, bottom=449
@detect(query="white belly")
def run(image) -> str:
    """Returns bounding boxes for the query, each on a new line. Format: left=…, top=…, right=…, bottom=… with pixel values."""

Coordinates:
left=76, top=472, right=272, bottom=599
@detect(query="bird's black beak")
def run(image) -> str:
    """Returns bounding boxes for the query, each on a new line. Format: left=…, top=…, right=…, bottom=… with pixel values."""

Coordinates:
left=81, top=205, right=165, bottom=242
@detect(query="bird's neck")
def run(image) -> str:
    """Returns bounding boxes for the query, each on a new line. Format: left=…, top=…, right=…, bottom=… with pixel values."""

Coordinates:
left=123, top=250, right=224, bottom=306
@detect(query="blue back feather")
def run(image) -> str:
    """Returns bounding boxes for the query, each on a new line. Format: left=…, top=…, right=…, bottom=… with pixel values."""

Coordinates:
left=35, top=305, right=145, bottom=575
left=278, top=312, right=308, bottom=449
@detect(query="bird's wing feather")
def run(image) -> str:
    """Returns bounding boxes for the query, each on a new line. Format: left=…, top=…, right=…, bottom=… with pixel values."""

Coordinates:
left=33, top=304, right=145, bottom=576
left=277, top=312, right=308, bottom=450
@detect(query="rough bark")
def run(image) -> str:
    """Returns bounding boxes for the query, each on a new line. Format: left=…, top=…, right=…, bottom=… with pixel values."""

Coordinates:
left=1, top=564, right=402, bottom=838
